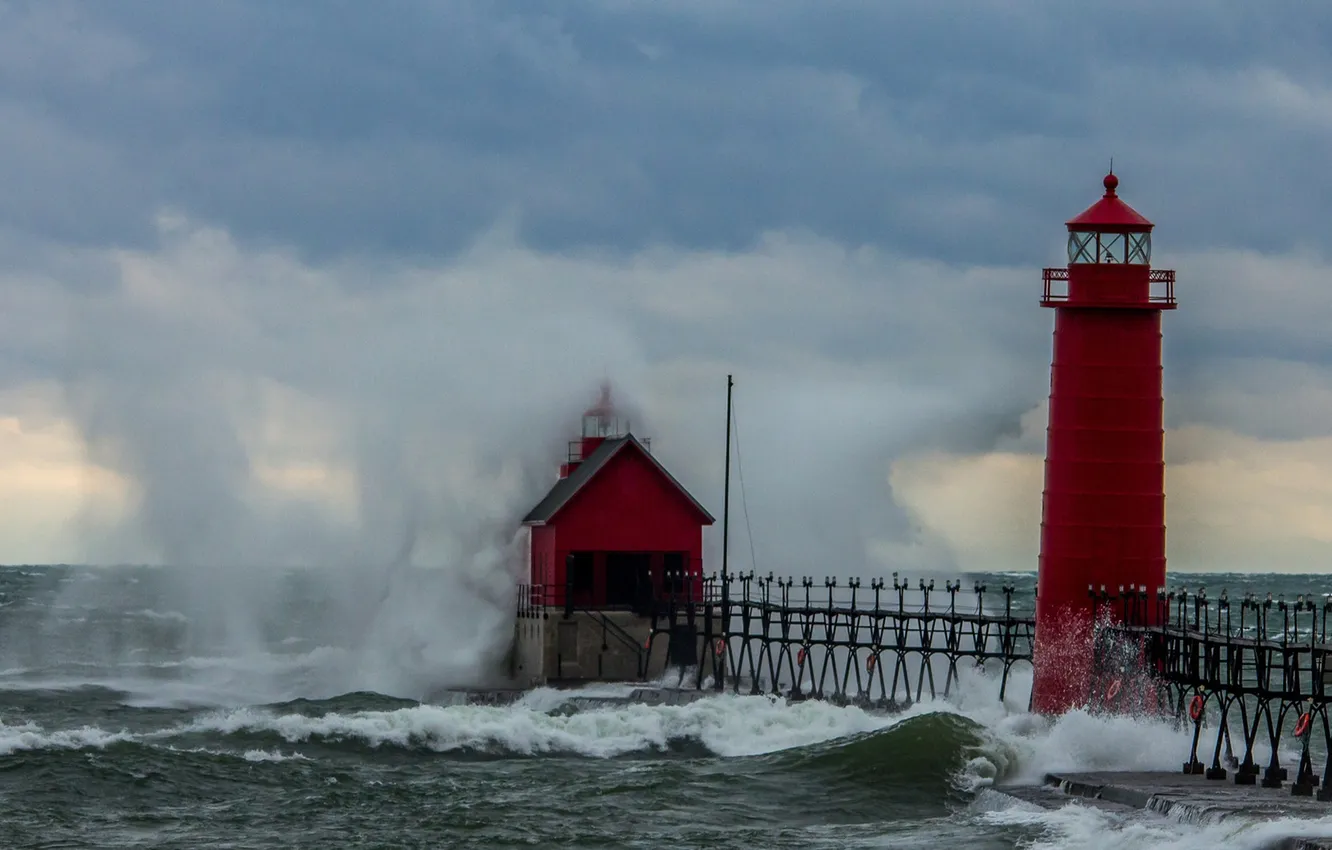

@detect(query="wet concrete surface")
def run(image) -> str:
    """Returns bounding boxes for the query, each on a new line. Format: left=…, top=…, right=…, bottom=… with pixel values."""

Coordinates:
left=985, top=770, right=1332, bottom=849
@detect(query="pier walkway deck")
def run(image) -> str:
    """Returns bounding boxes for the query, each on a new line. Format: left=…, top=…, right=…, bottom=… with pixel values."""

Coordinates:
left=988, top=771, right=1332, bottom=849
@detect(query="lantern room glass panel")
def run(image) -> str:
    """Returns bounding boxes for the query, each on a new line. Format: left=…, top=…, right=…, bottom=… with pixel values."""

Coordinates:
left=1068, top=231, right=1096, bottom=263
left=1098, top=233, right=1125, bottom=263
left=1068, top=230, right=1151, bottom=265
left=1128, top=232, right=1151, bottom=264
left=583, top=413, right=615, bottom=438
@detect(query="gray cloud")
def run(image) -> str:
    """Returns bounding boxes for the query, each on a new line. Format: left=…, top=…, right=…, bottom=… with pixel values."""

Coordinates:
left=2, top=1, right=1330, bottom=268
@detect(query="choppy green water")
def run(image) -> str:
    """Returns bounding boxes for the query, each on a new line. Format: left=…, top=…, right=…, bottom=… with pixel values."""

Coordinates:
left=0, top=566, right=1322, bottom=849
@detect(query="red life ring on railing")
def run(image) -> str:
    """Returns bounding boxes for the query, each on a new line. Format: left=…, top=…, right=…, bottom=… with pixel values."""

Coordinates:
left=1105, top=679, right=1121, bottom=701
left=866, top=655, right=878, bottom=672
left=1189, top=694, right=1204, bottom=722
left=714, top=638, right=726, bottom=657
left=796, top=648, right=807, bottom=666
left=1295, top=712, right=1311, bottom=738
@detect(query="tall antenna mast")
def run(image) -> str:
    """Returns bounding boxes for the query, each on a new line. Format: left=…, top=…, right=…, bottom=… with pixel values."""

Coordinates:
left=717, top=374, right=733, bottom=691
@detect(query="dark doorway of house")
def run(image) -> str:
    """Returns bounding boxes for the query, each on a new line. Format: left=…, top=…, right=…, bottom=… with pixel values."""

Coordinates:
left=605, top=552, right=651, bottom=612
left=568, top=551, right=595, bottom=606
left=662, top=552, right=687, bottom=601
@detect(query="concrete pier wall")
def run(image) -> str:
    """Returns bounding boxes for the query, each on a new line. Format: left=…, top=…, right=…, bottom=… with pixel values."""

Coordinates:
left=509, top=609, right=722, bottom=687
left=511, top=613, right=546, bottom=688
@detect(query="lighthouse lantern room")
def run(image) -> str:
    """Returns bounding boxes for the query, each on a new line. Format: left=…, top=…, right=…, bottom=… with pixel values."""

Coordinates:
left=1031, top=172, right=1178, bottom=715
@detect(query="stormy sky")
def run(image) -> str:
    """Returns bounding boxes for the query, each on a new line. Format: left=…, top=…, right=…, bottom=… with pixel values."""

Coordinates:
left=3, top=0, right=1332, bottom=576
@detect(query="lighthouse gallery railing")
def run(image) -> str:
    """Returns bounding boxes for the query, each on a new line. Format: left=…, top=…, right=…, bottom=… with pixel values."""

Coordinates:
left=1040, top=266, right=1177, bottom=306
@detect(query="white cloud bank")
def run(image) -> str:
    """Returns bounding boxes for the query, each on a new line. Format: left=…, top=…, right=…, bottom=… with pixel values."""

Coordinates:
left=1, top=213, right=1330, bottom=575
left=894, top=415, right=1332, bottom=576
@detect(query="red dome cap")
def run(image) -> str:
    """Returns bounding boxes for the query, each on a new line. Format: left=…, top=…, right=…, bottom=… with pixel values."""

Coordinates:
left=1066, top=172, right=1153, bottom=233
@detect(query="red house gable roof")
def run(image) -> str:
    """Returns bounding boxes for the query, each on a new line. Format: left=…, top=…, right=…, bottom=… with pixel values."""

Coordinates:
left=521, top=434, right=715, bottom=526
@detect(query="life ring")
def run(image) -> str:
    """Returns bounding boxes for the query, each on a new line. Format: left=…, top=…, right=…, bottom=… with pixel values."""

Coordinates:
left=796, top=648, right=807, bottom=666
left=1189, top=694, right=1204, bottom=722
left=714, top=638, right=726, bottom=657
left=1295, top=712, right=1311, bottom=738
left=866, top=655, right=878, bottom=672
left=1105, top=679, right=1121, bottom=701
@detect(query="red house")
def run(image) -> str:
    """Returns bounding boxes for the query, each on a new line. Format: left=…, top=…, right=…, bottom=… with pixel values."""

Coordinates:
left=522, top=385, right=714, bottom=612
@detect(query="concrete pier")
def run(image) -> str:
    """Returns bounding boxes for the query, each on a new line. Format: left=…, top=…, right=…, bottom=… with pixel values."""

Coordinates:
left=983, top=771, right=1332, bottom=849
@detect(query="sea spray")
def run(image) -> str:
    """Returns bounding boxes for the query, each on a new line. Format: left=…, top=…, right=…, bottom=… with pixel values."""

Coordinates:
left=52, top=242, right=646, bottom=706
left=13, top=551, right=530, bottom=705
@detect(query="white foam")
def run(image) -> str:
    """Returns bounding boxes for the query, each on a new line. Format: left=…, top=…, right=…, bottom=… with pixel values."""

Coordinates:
left=995, top=707, right=1196, bottom=781
left=982, top=802, right=1332, bottom=850
left=160, top=744, right=311, bottom=763
left=0, top=688, right=905, bottom=760
left=127, top=608, right=189, bottom=622
left=240, top=748, right=308, bottom=763
left=837, top=664, right=1194, bottom=791
left=180, top=693, right=897, bottom=757
left=0, top=720, right=134, bottom=755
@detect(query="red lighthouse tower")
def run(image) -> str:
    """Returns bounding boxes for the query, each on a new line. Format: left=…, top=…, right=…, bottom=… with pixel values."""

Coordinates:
left=1031, top=171, right=1177, bottom=714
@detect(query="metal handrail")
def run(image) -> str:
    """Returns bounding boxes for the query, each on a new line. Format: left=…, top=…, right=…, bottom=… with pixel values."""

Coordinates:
left=1041, top=266, right=1177, bottom=307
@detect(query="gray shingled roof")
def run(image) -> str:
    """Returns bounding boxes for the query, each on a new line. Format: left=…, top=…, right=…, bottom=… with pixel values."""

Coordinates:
left=521, top=433, right=715, bottom=526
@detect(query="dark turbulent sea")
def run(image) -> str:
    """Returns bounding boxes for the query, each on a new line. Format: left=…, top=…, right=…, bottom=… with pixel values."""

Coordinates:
left=1, top=565, right=1328, bottom=849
